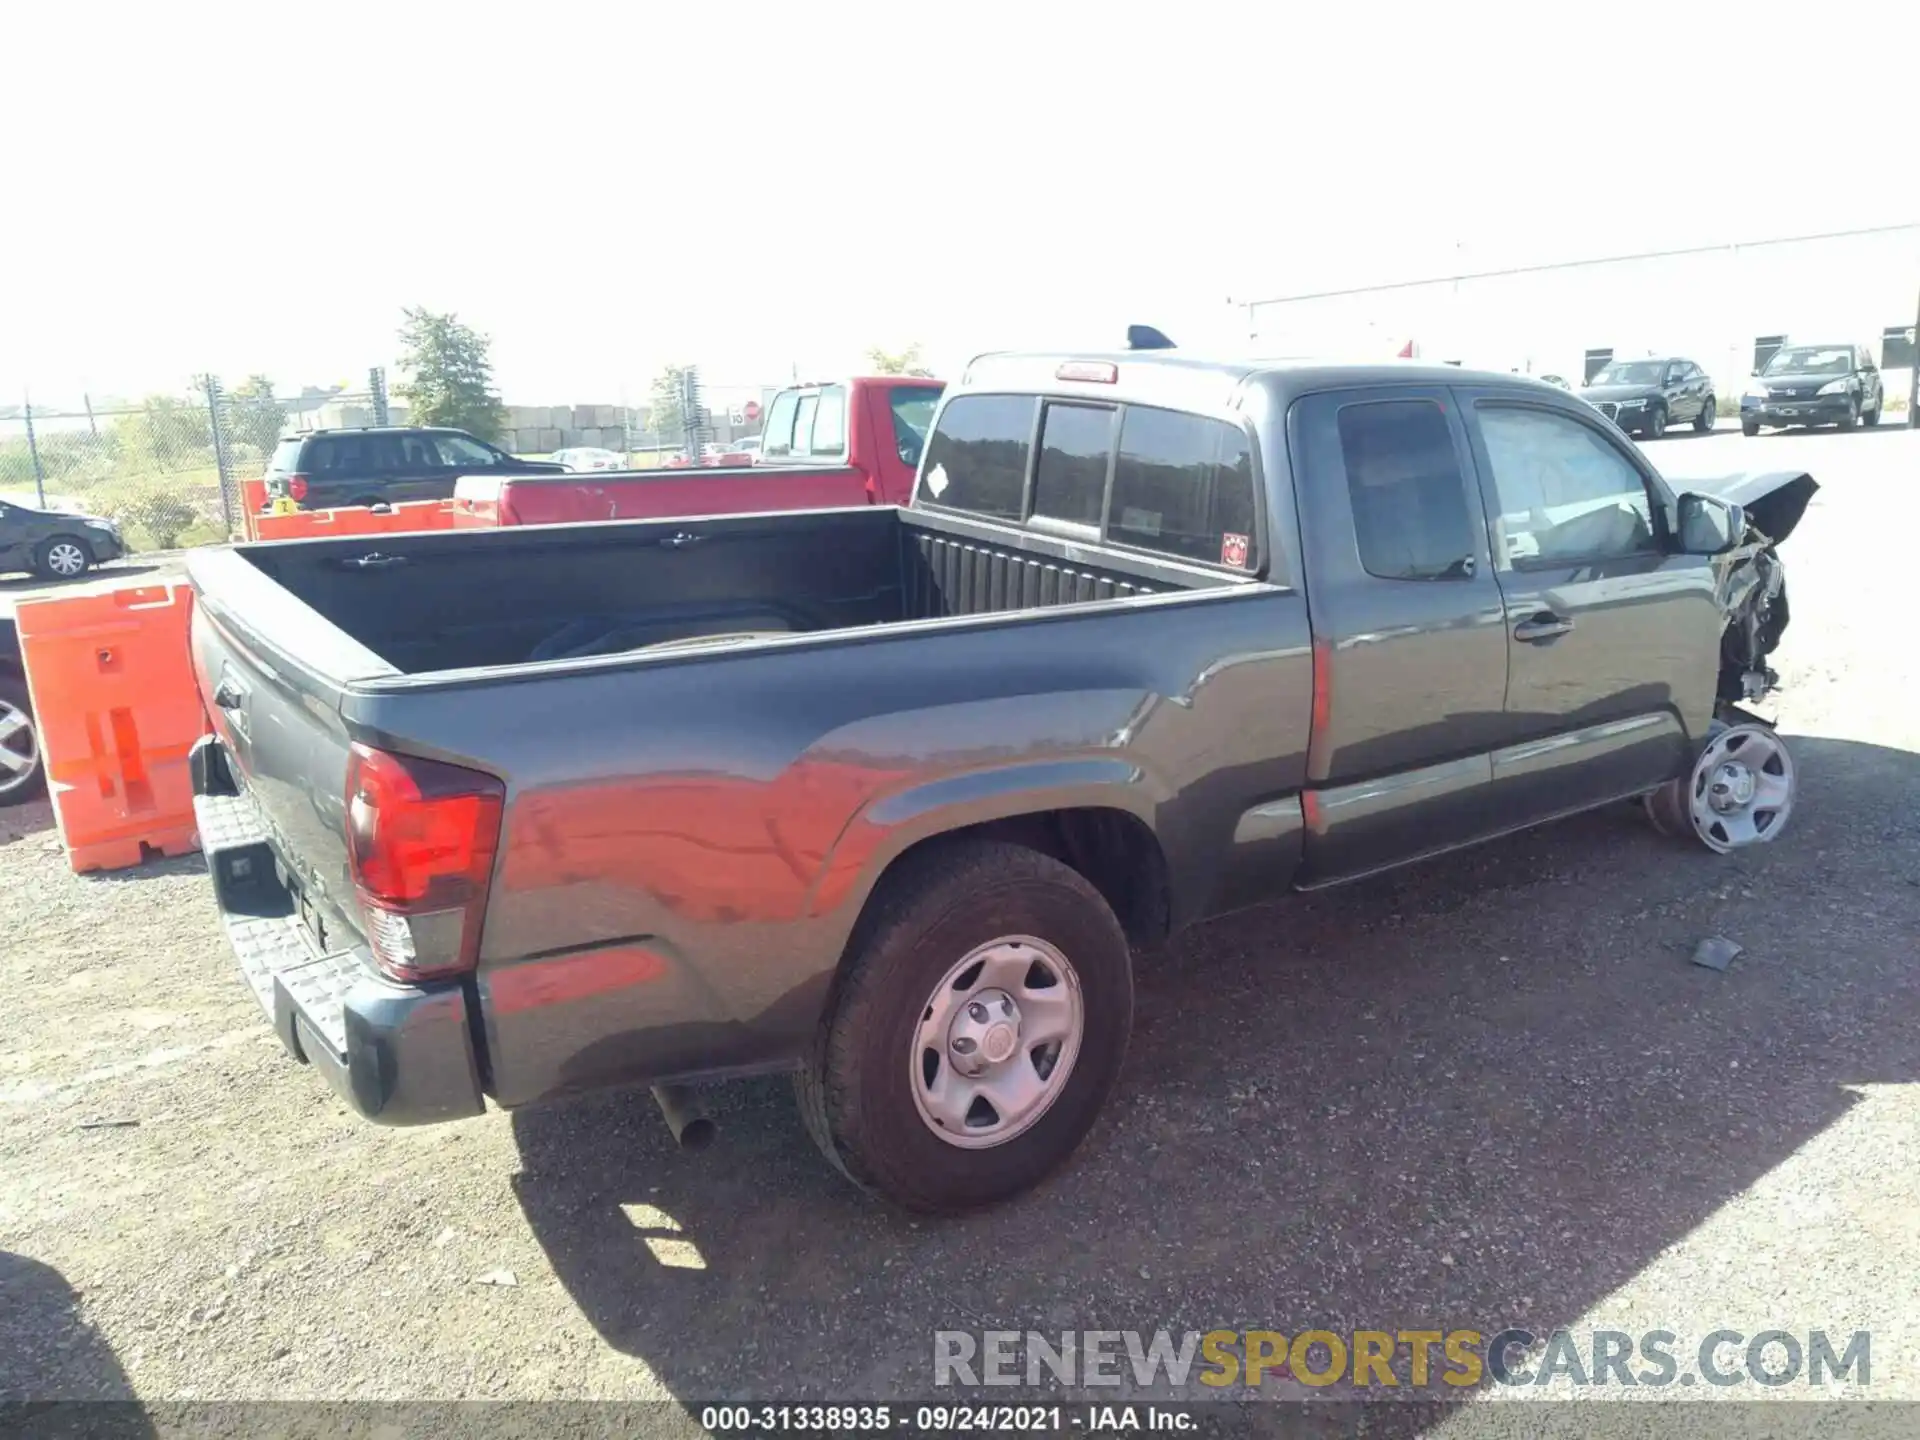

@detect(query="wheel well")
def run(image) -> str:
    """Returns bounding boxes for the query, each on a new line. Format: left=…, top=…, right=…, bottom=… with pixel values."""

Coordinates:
left=872, top=808, right=1171, bottom=949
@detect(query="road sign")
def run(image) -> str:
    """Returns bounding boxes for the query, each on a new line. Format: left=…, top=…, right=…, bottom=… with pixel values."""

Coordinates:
left=743, top=400, right=762, bottom=422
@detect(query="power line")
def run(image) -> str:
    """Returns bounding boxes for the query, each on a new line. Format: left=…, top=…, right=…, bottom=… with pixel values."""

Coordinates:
left=1241, top=221, right=1920, bottom=313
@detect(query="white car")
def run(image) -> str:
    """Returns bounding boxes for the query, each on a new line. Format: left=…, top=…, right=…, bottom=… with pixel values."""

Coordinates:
left=551, top=447, right=627, bottom=472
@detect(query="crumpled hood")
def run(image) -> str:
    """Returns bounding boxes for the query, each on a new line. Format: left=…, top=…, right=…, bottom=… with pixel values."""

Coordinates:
left=1669, top=469, right=1819, bottom=544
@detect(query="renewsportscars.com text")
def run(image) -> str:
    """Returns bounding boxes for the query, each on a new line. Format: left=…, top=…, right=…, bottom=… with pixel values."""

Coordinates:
left=933, top=1328, right=1870, bottom=1391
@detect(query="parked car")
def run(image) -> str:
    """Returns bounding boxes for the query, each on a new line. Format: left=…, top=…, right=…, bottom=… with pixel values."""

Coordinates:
left=1578, top=356, right=1716, bottom=438
left=735, top=437, right=762, bottom=460
left=0, top=613, right=42, bottom=805
left=0, top=497, right=125, bottom=580
left=552, top=447, right=628, bottom=473
left=1741, top=343, right=1884, bottom=435
left=452, top=376, right=942, bottom=528
left=264, top=428, right=567, bottom=511
left=186, top=352, right=1813, bottom=1212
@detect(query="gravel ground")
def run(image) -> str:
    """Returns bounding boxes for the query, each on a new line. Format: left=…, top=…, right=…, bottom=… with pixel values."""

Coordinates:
left=3, top=428, right=1917, bottom=1429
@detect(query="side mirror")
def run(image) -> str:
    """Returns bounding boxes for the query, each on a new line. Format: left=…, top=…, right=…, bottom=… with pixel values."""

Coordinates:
left=1677, top=493, right=1745, bottom=555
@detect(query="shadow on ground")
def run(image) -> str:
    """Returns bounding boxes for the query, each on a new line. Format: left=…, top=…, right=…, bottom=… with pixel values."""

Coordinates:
left=0, top=1251, right=145, bottom=1419
left=508, top=735, right=1919, bottom=1422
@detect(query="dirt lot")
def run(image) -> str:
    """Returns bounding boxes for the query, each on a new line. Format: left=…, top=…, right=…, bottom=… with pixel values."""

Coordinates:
left=4, top=427, right=1918, bottom=1424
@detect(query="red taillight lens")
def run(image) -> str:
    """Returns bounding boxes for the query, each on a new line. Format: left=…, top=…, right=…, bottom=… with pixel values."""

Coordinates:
left=288, top=474, right=310, bottom=501
left=345, top=743, right=503, bottom=982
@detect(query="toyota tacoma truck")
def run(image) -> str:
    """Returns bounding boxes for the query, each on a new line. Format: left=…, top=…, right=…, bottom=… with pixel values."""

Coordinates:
left=449, top=375, right=942, bottom=527
left=185, top=351, right=1814, bottom=1212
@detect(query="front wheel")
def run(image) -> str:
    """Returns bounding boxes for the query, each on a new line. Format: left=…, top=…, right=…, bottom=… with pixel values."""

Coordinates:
left=1694, top=397, right=1717, bottom=432
left=35, top=535, right=92, bottom=581
left=1646, top=405, right=1668, bottom=440
left=1644, top=721, right=1795, bottom=853
left=1862, top=400, right=1881, bottom=427
left=1741, top=418, right=1760, bottom=437
left=797, top=839, right=1133, bottom=1212
left=1837, top=398, right=1859, bottom=431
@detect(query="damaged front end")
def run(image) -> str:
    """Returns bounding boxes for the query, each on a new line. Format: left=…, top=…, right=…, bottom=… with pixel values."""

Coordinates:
left=1687, top=470, right=1818, bottom=706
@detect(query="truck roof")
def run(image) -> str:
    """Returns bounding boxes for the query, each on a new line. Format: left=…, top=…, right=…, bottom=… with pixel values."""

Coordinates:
left=960, top=350, right=1564, bottom=412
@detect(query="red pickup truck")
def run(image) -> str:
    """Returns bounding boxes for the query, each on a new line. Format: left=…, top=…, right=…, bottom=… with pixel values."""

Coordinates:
left=452, top=375, right=942, bottom=528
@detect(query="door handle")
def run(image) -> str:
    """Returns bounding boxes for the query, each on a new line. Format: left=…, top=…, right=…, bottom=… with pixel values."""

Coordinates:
left=213, top=679, right=246, bottom=710
left=1514, top=612, right=1574, bottom=642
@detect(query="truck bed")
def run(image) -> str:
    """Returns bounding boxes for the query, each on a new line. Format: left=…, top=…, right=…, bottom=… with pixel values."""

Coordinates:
left=233, top=505, right=1238, bottom=676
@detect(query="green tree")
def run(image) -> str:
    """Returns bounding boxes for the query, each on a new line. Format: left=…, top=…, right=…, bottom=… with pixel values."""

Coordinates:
left=866, top=342, right=933, bottom=377
left=647, top=364, right=693, bottom=447
left=396, top=307, right=505, bottom=440
left=226, top=374, right=286, bottom=458
left=118, top=394, right=214, bottom=473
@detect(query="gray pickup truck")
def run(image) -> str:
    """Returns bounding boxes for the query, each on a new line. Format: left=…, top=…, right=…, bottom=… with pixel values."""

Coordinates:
left=185, top=349, right=1815, bottom=1212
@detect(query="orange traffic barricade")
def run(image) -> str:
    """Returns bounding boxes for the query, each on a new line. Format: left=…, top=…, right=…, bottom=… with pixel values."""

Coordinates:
left=16, top=582, right=208, bottom=873
left=252, top=500, right=455, bottom=542
left=238, top=479, right=268, bottom=541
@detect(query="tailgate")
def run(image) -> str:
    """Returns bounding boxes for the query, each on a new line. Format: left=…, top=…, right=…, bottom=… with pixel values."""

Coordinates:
left=189, top=587, right=363, bottom=956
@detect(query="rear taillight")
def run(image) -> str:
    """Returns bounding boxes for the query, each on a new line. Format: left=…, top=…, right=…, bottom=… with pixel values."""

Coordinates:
left=287, top=474, right=310, bottom=501
left=345, top=743, right=503, bottom=983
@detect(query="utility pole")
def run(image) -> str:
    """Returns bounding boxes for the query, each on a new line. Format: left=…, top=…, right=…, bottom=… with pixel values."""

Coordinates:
left=22, top=395, right=46, bottom=507
left=1908, top=286, right=1919, bottom=430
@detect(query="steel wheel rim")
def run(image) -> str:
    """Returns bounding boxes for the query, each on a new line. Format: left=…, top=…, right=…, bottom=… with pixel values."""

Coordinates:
left=0, top=700, right=38, bottom=795
left=47, top=542, right=86, bottom=576
left=1689, top=724, right=1794, bottom=853
left=909, top=934, right=1084, bottom=1150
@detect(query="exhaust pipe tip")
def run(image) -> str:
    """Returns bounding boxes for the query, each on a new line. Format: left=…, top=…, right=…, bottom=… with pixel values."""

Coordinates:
left=651, top=1083, right=716, bottom=1151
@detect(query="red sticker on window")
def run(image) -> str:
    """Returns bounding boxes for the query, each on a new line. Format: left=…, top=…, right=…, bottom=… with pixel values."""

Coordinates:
left=1220, top=532, right=1250, bottom=568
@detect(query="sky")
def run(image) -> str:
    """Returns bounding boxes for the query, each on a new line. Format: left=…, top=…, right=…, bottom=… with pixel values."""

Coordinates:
left=3, top=1, right=1917, bottom=407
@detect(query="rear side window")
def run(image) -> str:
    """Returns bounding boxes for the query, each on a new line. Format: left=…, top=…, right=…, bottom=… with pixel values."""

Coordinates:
left=1108, top=408, right=1258, bottom=568
left=919, top=394, right=1033, bottom=519
left=1336, top=400, right=1478, bottom=581
left=1030, top=403, right=1114, bottom=527
left=311, top=435, right=359, bottom=473
left=268, top=438, right=303, bottom=474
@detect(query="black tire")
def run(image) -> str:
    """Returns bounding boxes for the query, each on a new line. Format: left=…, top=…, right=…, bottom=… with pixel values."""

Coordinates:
left=1862, top=400, right=1881, bottom=427
left=35, top=535, right=92, bottom=581
left=348, top=495, right=385, bottom=510
left=1694, top=397, right=1716, bottom=432
left=0, top=674, right=44, bottom=806
left=796, top=838, right=1133, bottom=1213
left=1646, top=404, right=1667, bottom=440
left=1741, top=419, right=1760, bottom=437
left=1837, top=398, right=1859, bottom=431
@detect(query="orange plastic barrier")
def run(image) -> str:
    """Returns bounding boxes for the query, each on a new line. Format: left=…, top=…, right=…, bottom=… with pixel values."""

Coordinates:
left=15, top=583, right=208, bottom=873
left=238, top=479, right=268, bottom=541
left=251, top=499, right=456, bottom=542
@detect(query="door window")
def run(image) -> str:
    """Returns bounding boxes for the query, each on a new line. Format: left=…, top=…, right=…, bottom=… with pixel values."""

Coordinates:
left=760, top=391, right=799, bottom=459
left=1476, top=405, right=1658, bottom=567
left=433, top=434, right=500, bottom=468
left=888, top=385, right=943, bottom=467
left=1334, top=399, right=1478, bottom=581
left=801, top=387, right=846, bottom=458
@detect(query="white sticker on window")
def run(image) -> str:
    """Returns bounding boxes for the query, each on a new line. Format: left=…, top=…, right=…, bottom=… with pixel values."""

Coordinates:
left=925, top=463, right=949, bottom=498
left=1121, top=506, right=1161, bottom=536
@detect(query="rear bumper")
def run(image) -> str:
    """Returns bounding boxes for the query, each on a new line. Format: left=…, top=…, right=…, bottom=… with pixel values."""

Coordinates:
left=191, top=737, right=486, bottom=1125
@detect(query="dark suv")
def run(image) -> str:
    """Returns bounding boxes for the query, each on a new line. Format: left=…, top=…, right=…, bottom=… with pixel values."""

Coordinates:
left=1741, top=343, right=1884, bottom=435
left=1577, top=356, right=1717, bottom=439
left=264, top=428, right=565, bottom=510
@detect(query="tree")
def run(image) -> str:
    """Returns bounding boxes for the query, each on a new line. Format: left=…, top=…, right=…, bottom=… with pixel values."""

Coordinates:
left=396, top=307, right=505, bottom=440
left=226, top=375, right=286, bottom=458
left=866, top=342, right=933, bottom=377
left=647, top=364, right=693, bottom=447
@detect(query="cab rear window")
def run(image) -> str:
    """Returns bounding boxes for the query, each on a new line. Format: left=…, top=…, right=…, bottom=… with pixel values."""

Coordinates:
left=917, top=394, right=1258, bottom=570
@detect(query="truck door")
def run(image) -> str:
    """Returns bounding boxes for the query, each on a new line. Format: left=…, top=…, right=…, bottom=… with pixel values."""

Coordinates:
left=1288, top=386, right=1510, bottom=883
left=1455, top=389, right=1721, bottom=820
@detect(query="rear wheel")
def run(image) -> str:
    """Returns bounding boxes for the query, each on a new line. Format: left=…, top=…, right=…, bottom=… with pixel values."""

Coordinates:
left=797, top=839, right=1133, bottom=1212
left=35, top=535, right=92, bottom=581
left=1694, top=396, right=1716, bottom=432
left=348, top=495, right=384, bottom=509
left=0, top=676, right=44, bottom=805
